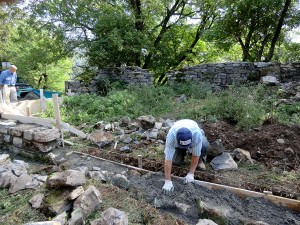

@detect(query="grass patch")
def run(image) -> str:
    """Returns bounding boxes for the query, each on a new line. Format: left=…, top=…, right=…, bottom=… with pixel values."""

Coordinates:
left=0, top=189, right=47, bottom=225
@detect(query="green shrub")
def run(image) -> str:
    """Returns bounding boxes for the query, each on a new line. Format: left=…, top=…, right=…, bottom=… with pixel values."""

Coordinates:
left=37, top=82, right=299, bottom=131
left=275, top=103, right=300, bottom=124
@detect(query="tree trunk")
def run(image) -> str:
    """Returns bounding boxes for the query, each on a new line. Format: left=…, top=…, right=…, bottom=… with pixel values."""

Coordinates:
left=265, top=0, right=292, bottom=62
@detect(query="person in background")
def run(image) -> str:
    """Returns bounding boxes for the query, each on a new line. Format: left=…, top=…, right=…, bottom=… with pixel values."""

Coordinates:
left=162, top=119, right=209, bottom=195
left=0, top=65, right=18, bottom=102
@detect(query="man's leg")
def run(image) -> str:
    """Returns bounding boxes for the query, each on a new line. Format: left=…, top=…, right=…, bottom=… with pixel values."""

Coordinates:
left=9, top=87, right=18, bottom=102
left=198, top=135, right=209, bottom=170
left=172, top=148, right=187, bottom=166
left=201, top=135, right=209, bottom=162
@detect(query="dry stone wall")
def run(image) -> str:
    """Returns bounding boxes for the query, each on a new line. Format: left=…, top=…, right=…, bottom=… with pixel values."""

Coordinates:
left=0, top=120, right=60, bottom=156
left=65, top=62, right=300, bottom=94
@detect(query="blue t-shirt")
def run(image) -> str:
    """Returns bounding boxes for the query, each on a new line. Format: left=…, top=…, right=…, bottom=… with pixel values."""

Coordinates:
left=0, top=69, right=17, bottom=86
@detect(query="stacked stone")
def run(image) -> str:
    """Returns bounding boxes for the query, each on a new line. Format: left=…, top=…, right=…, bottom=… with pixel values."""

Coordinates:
left=167, top=62, right=259, bottom=85
left=0, top=120, right=60, bottom=156
left=65, top=63, right=300, bottom=94
left=96, top=66, right=153, bottom=85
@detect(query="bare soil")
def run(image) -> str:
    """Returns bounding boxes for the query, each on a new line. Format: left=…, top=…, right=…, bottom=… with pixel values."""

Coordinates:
left=78, top=121, right=300, bottom=200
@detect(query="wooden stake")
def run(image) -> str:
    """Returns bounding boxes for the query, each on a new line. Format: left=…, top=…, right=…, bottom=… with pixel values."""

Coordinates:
left=138, top=155, right=142, bottom=168
left=52, top=93, right=64, bottom=147
left=40, top=89, right=45, bottom=111
left=0, top=90, right=3, bottom=104
left=26, top=106, right=31, bottom=116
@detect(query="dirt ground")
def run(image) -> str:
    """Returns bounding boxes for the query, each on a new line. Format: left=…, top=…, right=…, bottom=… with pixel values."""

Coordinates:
left=58, top=149, right=300, bottom=225
left=1, top=120, right=300, bottom=225
left=78, top=121, right=300, bottom=200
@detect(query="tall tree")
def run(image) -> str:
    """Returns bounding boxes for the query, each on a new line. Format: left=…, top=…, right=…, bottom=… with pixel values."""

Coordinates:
left=30, top=0, right=221, bottom=78
left=217, top=0, right=299, bottom=62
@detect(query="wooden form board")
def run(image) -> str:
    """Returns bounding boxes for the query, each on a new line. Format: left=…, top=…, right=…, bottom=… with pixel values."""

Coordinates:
left=74, top=151, right=300, bottom=213
left=193, top=180, right=300, bottom=213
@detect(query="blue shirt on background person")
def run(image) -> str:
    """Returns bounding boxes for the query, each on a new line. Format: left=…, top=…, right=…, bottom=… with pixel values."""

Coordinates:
left=0, top=66, right=17, bottom=86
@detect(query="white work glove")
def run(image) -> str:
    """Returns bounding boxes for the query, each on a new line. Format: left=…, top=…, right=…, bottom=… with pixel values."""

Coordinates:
left=184, top=173, right=194, bottom=184
left=162, top=180, right=174, bottom=195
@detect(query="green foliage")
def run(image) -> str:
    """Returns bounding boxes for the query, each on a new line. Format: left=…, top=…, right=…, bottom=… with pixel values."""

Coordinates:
left=0, top=189, right=46, bottom=225
left=196, top=86, right=267, bottom=130
left=39, top=82, right=299, bottom=131
left=275, top=103, right=300, bottom=124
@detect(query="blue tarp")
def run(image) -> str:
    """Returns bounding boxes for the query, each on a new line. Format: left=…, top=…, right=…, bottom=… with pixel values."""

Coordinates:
left=30, top=89, right=62, bottom=98
left=17, top=88, right=62, bottom=98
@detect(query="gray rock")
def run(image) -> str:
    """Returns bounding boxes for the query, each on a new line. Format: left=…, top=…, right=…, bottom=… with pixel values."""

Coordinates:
left=4, top=134, right=11, bottom=143
left=89, top=130, right=114, bottom=148
left=68, top=186, right=85, bottom=200
left=196, top=219, right=218, bottom=225
left=68, top=208, right=84, bottom=225
left=29, top=194, right=44, bottom=209
left=119, top=146, right=131, bottom=153
left=24, top=127, right=48, bottom=141
left=210, top=152, right=238, bottom=171
left=277, top=138, right=285, bottom=144
left=161, top=118, right=174, bottom=128
left=111, top=174, right=130, bottom=190
left=13, top=137, right=23, bottom=148
left=175, top=202, right=190, bottom=213
left=120, top=116, right=131, bottom=127
left=53, top=212, right=67, bottom=225
left=73, top=185, right=102, bottom=220
left=9, top=124, right=38, bottom=137
left=208, top=139, right=226, bottom=158
left=9, top=173, right=32, bottom=193
left=0, top=120, right=16, bottom=134
left=26, top=179, right=43, bottom=190
left=0, top=153, right=10, bottom=164
left=137, top=115, right=156, bottom=130
left=92, top=166, right=101, bottom=171
left=91, top=207, right=128, bottom=225
left=31, top=140, right=58, bottom=153
left=0, top=170, right=17, bottom=188
left=33, top=128, right=60, bottom=142
left=232, top=148, right=253, bottom=164
left=23, top=222, right=62, bottom=225
left=47, top=170, right=86, bottom=188
left=47, top=199, right=72, bottom=217
left=284, top=147, right=294, bottom=155
left=87, top=171, right=107, bottom=182
left=11, top=159, right=29, bottom=176
left=32, top=175, right=48, bottom=183
left=261, top=76, right=278, bottom=85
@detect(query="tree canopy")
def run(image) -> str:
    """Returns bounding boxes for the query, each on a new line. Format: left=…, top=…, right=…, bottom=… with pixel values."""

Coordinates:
left=0, top=0, right=299, bottom=83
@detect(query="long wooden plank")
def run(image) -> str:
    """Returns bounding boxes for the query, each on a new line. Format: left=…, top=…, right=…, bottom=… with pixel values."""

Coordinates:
left=61, top=121, right=87, bottom=139
left=1, top=113, right=55, bottom=128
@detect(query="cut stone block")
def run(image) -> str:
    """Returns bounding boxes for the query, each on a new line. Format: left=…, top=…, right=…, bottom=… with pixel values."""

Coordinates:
left=13, top=137, right=23, bottom=148
left=33, top=129, right=60, bottom=142
left=24, top=127, right=48, bottom=141
left=9, top=124, right=38, bottom=137
left=0, top=120, right=16, bottom=134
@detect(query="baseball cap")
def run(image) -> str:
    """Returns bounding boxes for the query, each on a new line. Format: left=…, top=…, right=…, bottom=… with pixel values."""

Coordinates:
left=176, top=128, right=192, bottom=149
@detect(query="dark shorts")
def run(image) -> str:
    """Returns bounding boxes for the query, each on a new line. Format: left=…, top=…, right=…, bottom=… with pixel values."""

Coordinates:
left=172, top=136, right=209, bottom=166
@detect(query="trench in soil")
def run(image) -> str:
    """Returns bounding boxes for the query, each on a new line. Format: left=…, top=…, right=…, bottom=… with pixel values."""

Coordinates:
left=82, top=147, right=298, bottom=200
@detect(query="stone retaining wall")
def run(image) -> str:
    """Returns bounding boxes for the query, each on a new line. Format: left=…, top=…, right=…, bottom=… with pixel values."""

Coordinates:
left=0, top=120, right=60, bottom=156
left=65, top=62, right=300, bottom=94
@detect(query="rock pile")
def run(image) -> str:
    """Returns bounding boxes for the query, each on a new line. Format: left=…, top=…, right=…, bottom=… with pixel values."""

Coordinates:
left=0, top=120, right=60, bottom=156
left=0, top=153, right=129, bottom=225
left=86, top=115, right=255, bottom=171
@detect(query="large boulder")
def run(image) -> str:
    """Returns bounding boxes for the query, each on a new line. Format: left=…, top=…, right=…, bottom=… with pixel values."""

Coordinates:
left=47, top=170, right=86, bottom=188
left=91, top=207, right=128, bottom=225
left=89, top=130, right=114, bottom=148
left=137, top=115, right=156, bottom=130
left=73, top=185, right=102, bottom=219
left=210, top=152, right=238, bottom=171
